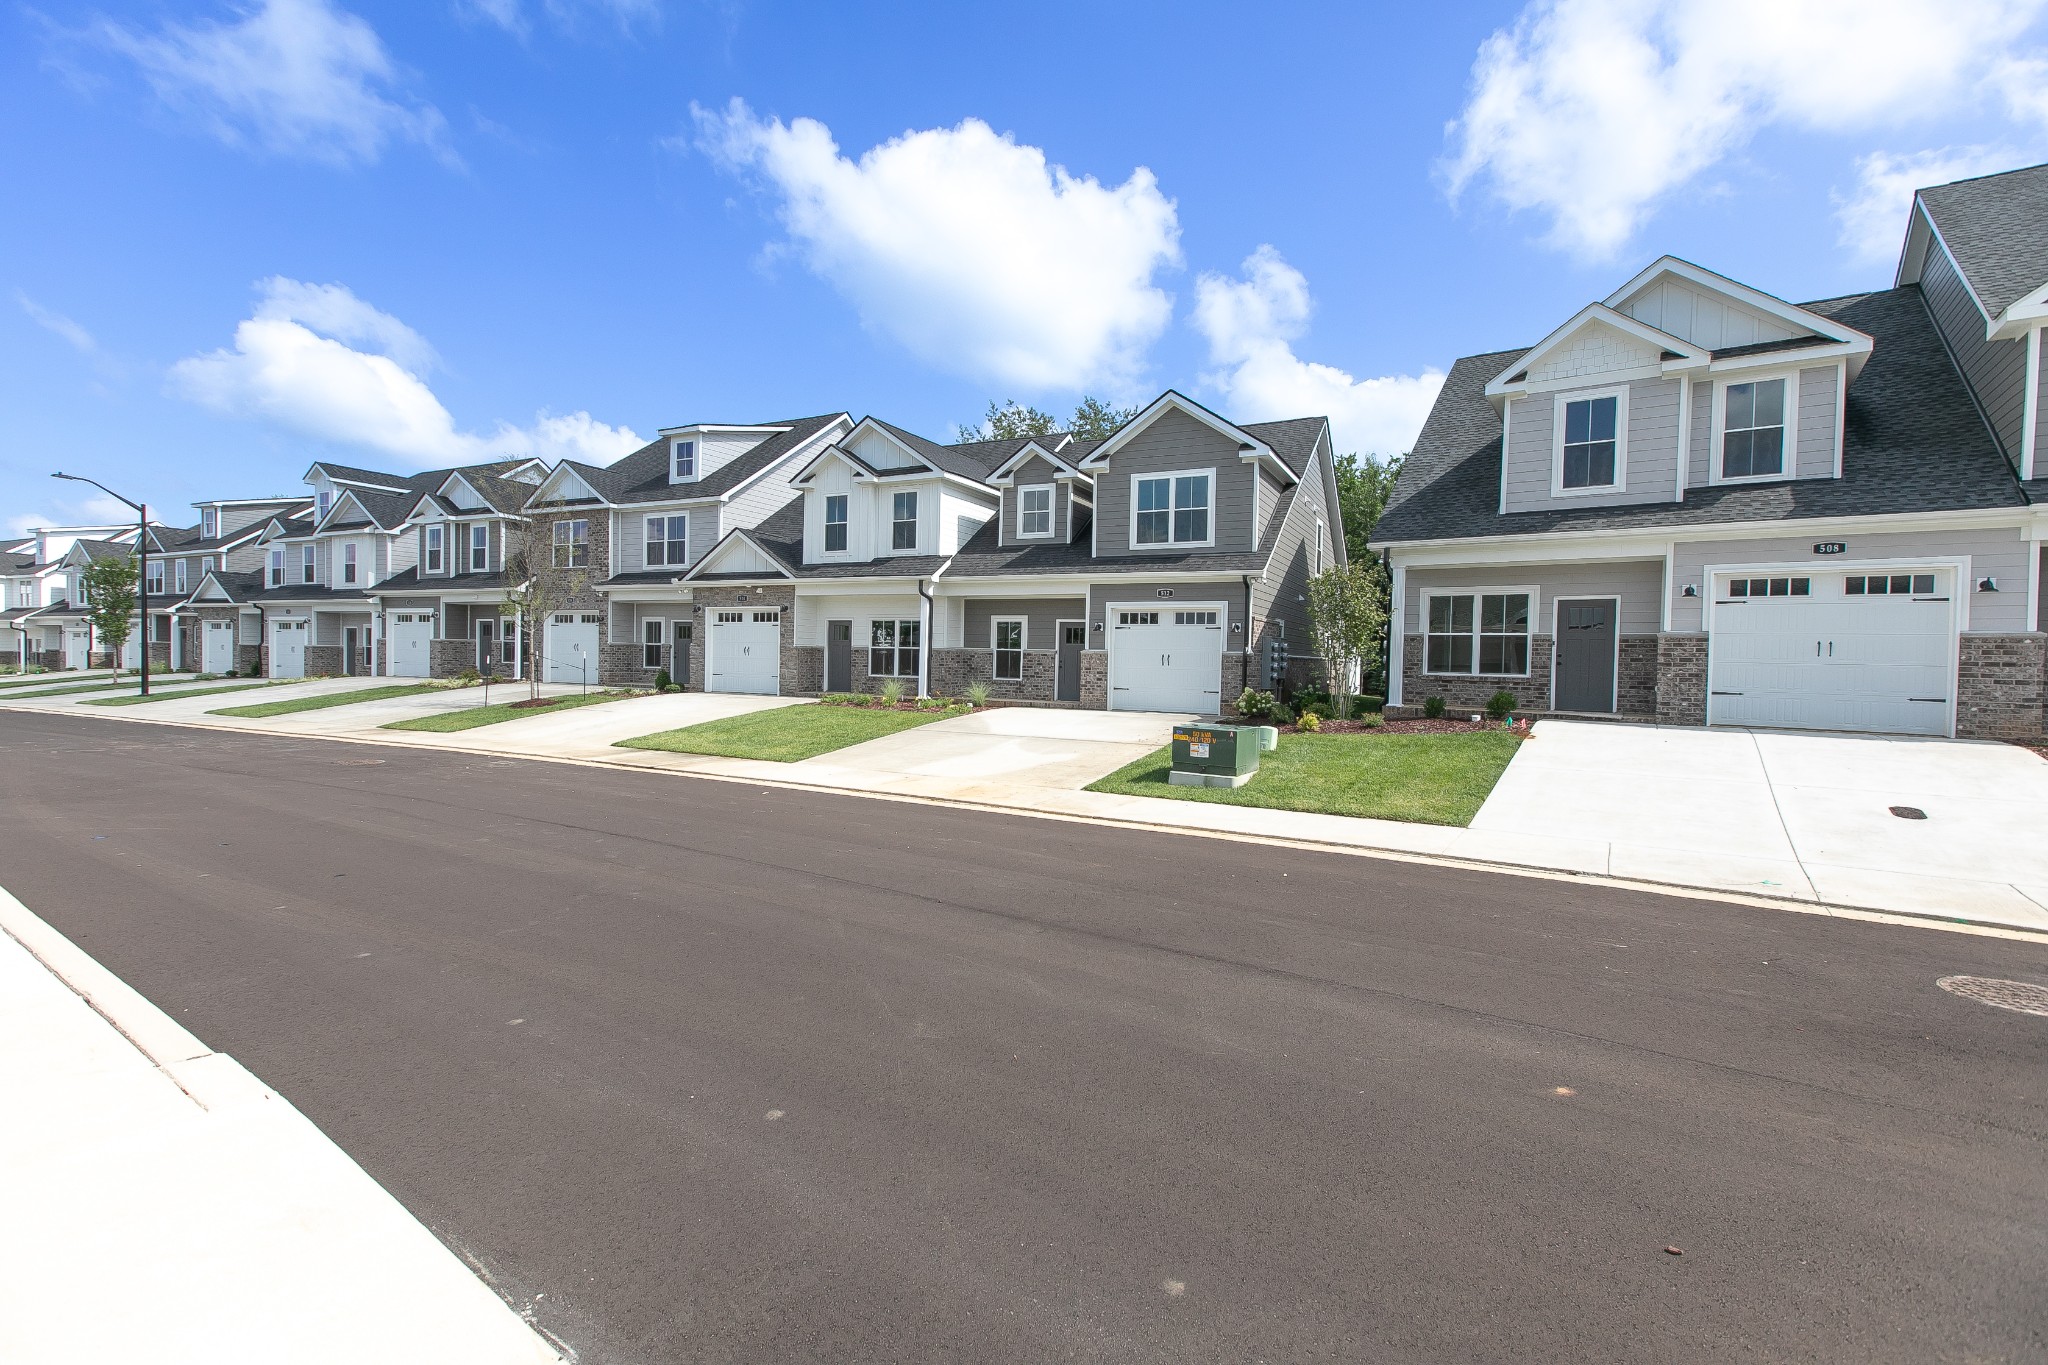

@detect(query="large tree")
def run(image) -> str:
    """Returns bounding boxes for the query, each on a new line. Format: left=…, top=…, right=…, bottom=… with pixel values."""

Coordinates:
left=1304, top=559, right=1389, bottom=723
left=80, top=555, right=139, bottom=668
left=1332, top=451, right=1403, bottom=565
left=956, top=395, right=1139, bottom=444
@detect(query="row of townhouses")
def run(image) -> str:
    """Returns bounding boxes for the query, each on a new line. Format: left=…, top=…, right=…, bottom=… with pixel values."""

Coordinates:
left=3, top=392, right=1343, bottom=715
left=10, top=162, right=2047, bottom=740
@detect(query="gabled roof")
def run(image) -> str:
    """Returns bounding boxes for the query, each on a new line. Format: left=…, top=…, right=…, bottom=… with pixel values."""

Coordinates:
left=1487, top=304, right=1709, bottom=394
left=187, top=568, right=266, bottom=605
left=546, top=414, right=851, bottom=509
left=679, top=520, right=797, bottom=581
left=987, top=437, right=1090, bottom=484
left=1908, top=163, right=2048, bottom=322
left=1078, top=391, right=1295, bottom=485
left=1604, top=256, right=1873, bottom=348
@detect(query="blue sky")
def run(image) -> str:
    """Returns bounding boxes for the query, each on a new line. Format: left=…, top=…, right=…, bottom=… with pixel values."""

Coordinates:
left=6, top=0, right=2046, bottom=533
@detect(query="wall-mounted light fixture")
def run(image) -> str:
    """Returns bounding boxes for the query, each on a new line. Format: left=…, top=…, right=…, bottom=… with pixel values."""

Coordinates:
left=1680, top=583, right=1699, bottom=598
left=1978, top=576, right=2000, bottom=592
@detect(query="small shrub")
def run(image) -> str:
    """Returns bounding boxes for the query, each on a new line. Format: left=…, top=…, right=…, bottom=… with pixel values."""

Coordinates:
left=1298, top=711, right=1322, bottom=733
left=1359, top=711, right=1386, bottom=729
left=879, top=678, right=905, bottom=706
left=1235, top=687, right=1275, bottom=718
left=1353, top=694, right=1385, bottom=718
left=964, top=681, right=991, bottom=707
left=1269, top=701, right=1295, bottom=726
left=1302, top=701, right=1333, bottom=722
left=1485, top=689, right=1517, bottom=721
left=455, top=667, right=482, bottom=686
left=1423, top=695, right=1446, bottom=719
left=914, top=696, right=950, bottom=710
left=820, top=692, right=862, bottom=706
left=654, top=668, right=672, bottom=693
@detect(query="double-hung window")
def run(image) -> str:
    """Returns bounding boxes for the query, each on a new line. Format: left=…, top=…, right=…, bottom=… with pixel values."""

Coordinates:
left=1133, top=472, right=1211, bottom=546
left=823, top=494, right=849, bottom=553
left=1017, top=486, right=1053, bottom=538
left=201, top=509, right=217, bottom=539
left=645, top=515, right=686, bottom=568
left=891, top=492, right=918, bottom=551
left=317, top=490, right=331, bottom=519
left=992, top=618, right=1025, bottom=680
left=870, top=618, right=920, bottom=677
left=1558, top=394, right=1620, bottom=491
left=268, top=549, right=284, bottom=587
left=342, top=544, right=358, bottom=584
left=553, top=519, right=589, bottom=569
left=301, top=545, right=317, bottom=584
left=1720, top=378, right=1787, bottom=480
left=175, top=560, right=189, bottom=594
left=470, top=525, right=489, bottom=572
left=671, top=439, right=697, bottom=480
left=425, top=526, right=444, bottom=574
left=643, top=618, right=665, bottom=669
left=1425, top=591, right=1531, bottom=676
left=146, top=561, right=166, bottom=595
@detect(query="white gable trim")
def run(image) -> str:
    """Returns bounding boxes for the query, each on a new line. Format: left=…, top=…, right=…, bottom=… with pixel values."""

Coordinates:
left=791, top=444, right=883, bottom=487
left=1488, top=304, right=1708, bottom=396
left=680, top=529, right=795, bottom=581
left=1079, top=391, right=1275, bottom=470
left=301, top=462, right=409, bottom=494
left=1604, top=256, right=1870, bottom=348
left=989, top=439, right=1091, bottom=485
left=523, top=463, right=608, bottom=510
left=844, top=418, right=932, bottom=469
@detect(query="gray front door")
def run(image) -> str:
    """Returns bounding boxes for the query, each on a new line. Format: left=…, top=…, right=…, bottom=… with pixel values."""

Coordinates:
left=344, top=627, right=360, bottom=676
left=1554, top=599, right=1616, bottom=712
left=672, top=621, right=693, bottom=687
left=1056, top=621, right=1084, bottom=702
left=476, top=618, right=497, bottom=677
left=826, top=620, right=852, bottom=692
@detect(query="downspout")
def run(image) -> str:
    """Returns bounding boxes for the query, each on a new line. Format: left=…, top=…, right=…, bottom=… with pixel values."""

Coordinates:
left=916, top=577, right=934, bottom=699
left=1242, top=573, right=1258, bottom=701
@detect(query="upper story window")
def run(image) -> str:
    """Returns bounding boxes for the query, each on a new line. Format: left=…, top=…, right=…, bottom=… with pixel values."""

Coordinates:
left=174, top=560, right=189, bottom=593
left=146, top=560, right=166, bottom=595
left=470, top=525, right=488, bottom=572
left=199, top=556, right=214, bottom=575
left=672, top=439, right=697, bottom=480
left=554, top=518, right=589, bottom=569
left=201, top=509, right=218, bottom=539
left=1720, top=378, right=1787, bottom=480
left=1133, top=471, right=1211, bottom=547
left=342, top=543, right=358, bottom=584
left=824, top=495, right=849, bottom=553
left=645, top=515, right=687, bottom=567
left=425, top=525, right=445, bottom=573
left=891, top=492, right=918, bottom=551
left=1558, top=393, right=1620, bottom=491
left=317, top=489, right=331, bottom=519
left=301, top=545, right=317, bottom=583
left=1017, top=485, right=1053, bottom=538
left=268, top=549, right=284, bottom=587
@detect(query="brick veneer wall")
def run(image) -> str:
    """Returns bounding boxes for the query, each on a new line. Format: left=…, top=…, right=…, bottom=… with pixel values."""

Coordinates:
left=1400, top=634, right=1555, bottom=713
left=429, top=639, right=473, bottom=678
left=601, top=643, right=657, bottom=689
left=1080, top=651, right=1108, bottom=709
left=1614, top=637, right=1657, bottom=716
left=930, top=647, right=1055, bottom=701
left=33, top=650, right=64, bottom=670
left=785, top=644, right=825, bottom=696
left=1655, top=634, right=1707, bottom=725
left=1956, top=633, right=2045, bottom=739
left=237, top=644, right=261, bottom=675
left=303, top=645, right=342, bottom=676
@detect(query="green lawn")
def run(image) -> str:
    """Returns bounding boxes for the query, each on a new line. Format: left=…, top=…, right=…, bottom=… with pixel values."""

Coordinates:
left=383, top=690, right=642, bottom=732
left=1086, top=730, right=1524, bottom=827
left=0, top=678, right=177, bottom=699
left=617, top=702, right=966, bottom=762
left=84, top=682, right=274, bottom=707
left=0, top=673, right=173, bottom=691
left=210, top=683, right=441, bottom=718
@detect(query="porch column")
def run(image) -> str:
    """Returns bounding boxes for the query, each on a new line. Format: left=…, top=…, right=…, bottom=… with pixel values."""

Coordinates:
left=1387, top=560, right=1406, bottom=707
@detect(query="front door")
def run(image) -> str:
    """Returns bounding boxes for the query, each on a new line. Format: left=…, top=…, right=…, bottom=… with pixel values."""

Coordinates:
left=826, top=620, right=852, bottom=692
left=344, top=627, right=360, bottom=676
left=672, top=621, right=693, bottom=687
left=476, top=618, right=498, bottom=677
left=1056, top=620, right=1084, bottom=702
left=1554, top=599, right=1616, bottom=713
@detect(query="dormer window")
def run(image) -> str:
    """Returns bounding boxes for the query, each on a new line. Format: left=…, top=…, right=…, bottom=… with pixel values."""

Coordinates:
left=201, top=509, right=218, bottom=539
left=1720, top=378, right=1787, bottom=480
left=1557, top=393, right=1621, bottom=491
left=672, top=439, right=697, bottom=480
left=317, top=489, right=331, bottom=519
left=824, top=495, right=848, bottom=553
left=269, top=549, right=284, bottom=587
left=425, top=526, right=445, bottom=574
left=891, top=492, right=918, bottom=551
left=1017, top=485, right=1053, bottom=538
left=470, top=525, right=488, bottom=572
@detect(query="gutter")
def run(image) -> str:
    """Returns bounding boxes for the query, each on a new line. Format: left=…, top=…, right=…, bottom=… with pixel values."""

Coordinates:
left=916, top=577, right=934, bottom=699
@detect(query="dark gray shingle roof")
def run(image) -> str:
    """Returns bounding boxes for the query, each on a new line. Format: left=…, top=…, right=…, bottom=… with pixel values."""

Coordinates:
left=1919, top=163, right=2048, bottom=319
left=558, top=415, right=848, bottom=508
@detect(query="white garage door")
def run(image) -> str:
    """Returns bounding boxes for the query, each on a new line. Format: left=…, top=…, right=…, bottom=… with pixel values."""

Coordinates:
left=1708, top=569, right=1955, bottom=736
left=544, top=613, right=602, bottom=684
left=1108, top=607, right=1224, bottom=713
left=709, top=609, right=781, bottom=694
left=122, top=634, right=141, bottom=670
left=269, top=619, right=308, bottom=678
left=203, top=620, right=236, bottom=675
left=388, top=612, right=434, bottom=678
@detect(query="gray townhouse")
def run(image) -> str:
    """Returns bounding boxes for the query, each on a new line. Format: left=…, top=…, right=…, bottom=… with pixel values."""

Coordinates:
left=5, top=523, right=149, bottom=669
left=1371, top=162, right=2048, bottom=741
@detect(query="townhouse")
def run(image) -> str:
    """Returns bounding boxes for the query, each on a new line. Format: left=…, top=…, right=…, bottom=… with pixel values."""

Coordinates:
left=7, top=524, right=147, bottom=669
left=1372, top=162, right=2048, bottom=740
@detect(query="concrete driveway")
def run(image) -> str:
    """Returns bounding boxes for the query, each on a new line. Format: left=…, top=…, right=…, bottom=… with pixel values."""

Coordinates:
left=0, top=675, right=392, bottom=719
left=397, top=691, right=809, bottom=755
left=1474, top=720, right=2048, bottom=929
left=793, top=704, right=1188, bottom=791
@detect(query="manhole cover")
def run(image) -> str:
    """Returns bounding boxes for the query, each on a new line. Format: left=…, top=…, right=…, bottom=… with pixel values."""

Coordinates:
left=1890, top=805, right=1927, bottom=820
left=1938, top=976, right=2048, bottom=1017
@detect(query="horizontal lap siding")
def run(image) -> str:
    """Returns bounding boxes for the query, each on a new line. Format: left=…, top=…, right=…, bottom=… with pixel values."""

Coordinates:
left=1093, top=410, right=1257, bottom=556
left=1250, top=459, right=1332, bottom=651
left=1501, top=395, right=1555, bottom=512
left=999, top=455, right=1069, bottom=549
left=793, top=594, right=922, bottom=648
left=1686, top=380, right=1712, bottom=486
left=962, top=598, right=1084, bottom=650
left=1503, top=377, right=1681, bottom=512
left=1922, top=246, right=2028, bottom=459
left=1795, top=368, right=1839, bottom=478
left=1667, top=525, right=2031, bottom=633
left=1088, top=580, right=1250, bottom=636
left=1404, top=562, right=1665, bottom=636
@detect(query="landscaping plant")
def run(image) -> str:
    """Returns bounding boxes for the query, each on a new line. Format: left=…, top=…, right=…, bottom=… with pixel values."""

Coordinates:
left=1486, top=689, right=1517, bottom=722
left=80, top=554, right=140, bottom=668
left=1235, top=687, right=1275, bottom=718
left=1423, top=696, right=1446, bottom=719
left=879, top=678, right=905, bottom=706
left=1304, top=560, right=1389, bottom=730
left=965, top=681, right=990, bottom=707
left=655, top=668, right=672, bottom=693
left=1298, top=711, right=1321, bottom=732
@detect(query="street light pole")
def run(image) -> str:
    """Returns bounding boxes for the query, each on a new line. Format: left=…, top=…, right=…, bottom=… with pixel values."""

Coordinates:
left=52, top=472, right=149, bottom=696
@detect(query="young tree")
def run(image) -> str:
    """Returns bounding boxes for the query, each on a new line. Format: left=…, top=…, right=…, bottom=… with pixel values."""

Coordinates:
left=1333, top=451, right=1403, bottom=564
left=502, top=516, right=589, bottom=699
left=80, top=555, right=139, bottom=669
left=1304, top=559, right=1389, bottom=724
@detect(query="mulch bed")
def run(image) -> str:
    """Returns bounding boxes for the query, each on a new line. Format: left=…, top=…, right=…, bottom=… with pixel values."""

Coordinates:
left=1267, top=717, right=1530, bottom=737
left=818, top=699, right=976, bottom=714
left=508, top=697, right=565, bottom=710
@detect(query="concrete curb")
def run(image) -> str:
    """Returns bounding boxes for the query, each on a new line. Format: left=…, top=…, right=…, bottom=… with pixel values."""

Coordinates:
left=12, top=699, right=2048, bottom=947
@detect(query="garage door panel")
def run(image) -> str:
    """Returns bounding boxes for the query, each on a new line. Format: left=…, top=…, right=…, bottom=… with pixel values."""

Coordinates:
left=1108, top=607, right=1223, bottom=713
left=709, top=610, right=781, bottom=694
left=545, top=614, right=602, bottom=685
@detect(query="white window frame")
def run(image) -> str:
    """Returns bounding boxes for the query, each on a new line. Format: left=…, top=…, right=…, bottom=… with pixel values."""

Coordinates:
left=671, top=438, right=697, bottom=480
left=174, top=559, right=188, bottom=593
left=300, top=545, right=317, bottom=584
left=645, top=514, right=687, bottom=568
left=268, top=549, right=284, bottom=587
left=1129, top=468, right=1216, bottom=549
left=1421, top=585, right=1537, bottom=678
left=317, top=489, right=331, bottom=519
left=991, top=616, right=1026, bottom=680
left=424, top=525, right=445, bottom=574
left=553, top=519, right=589, bottom=569
left=823, top=494, right=849, bottom=554
left=146, top=560, right=166, bottom=595
left=1709, top=370, right=1797, bottom=486
left=643, top=616, right=665, bottom=669
left=869, top=617, right=920, bottom=677
left=342, top=543, right=358, bottom=585
left=1550, top=386, right=1629, bottom=497
left=201, top=509, right=218, bottom=539
left=1016, top=485, right=1054, bottom=539
left=890, top=491, right=919, bottom=553
left=470, top=524, right=488, bottom=572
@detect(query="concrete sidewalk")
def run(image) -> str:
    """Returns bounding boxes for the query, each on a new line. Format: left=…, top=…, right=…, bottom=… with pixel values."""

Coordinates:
left=0, top=887, right=564, bottom=1365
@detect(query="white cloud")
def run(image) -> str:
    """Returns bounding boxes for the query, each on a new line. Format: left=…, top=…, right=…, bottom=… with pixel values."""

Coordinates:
left=1834, top=146, right=2033, bottom=263
left=460, top=0, right=662, bottom=37
left=17, top=293, right=96, bottom=353
left=694, top=99, right=1181, bottom=392
left=5, top=493, right=135, bottom=541
left=1193, top=247, right=1444, bottom=459
left=170, top=278, right=641, bottom=468
left=92, top=0, right=450, bottom=166
left=1443, top=0, right=2048, bottom=258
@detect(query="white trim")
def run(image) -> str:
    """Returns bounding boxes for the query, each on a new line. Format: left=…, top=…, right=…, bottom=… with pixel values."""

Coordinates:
left=1376, top=505, right=2041, bottom=558
left=990, top=614, right=1028, bottom=680
left=642, top=614, right=667, bottom=670
left=1103, top=599, right=1229, bottom=714
left=1080, top=391, right=1277, bottom=474
left=1674, top=376, right=1691, bottom=503
left=1548, top=595, right=1621, bottom=714
left=1498, top=398, right=1512, bottom=515
left=2023, top=325, right=2042, bottom=482
left=1487, top=304, right=1707, bottom=397
left=888, top=488, right=921, bottom=555
left=1418, top=584, right=1539, bottom=678
left=1128, top=467, right=1218, bottom=550
left=1659, top=543, right=1675, bottom=632
left=1707, top=370, right=1799, bottom=486
left=1833, top=362, right=1847, bottom=480
left=1550, top=386, right=1629, bottom=497
left=2029, top=527, right=2042, bottom=635
left=988, top=438, right=1084, bottom=483
left=643, top=512, right=688, bottom=570
left=1603, top=255, right=1872, bottom=350
left=1015, top=484, right=1055, bottom=540
left=670, top=437, right=698, bottom=482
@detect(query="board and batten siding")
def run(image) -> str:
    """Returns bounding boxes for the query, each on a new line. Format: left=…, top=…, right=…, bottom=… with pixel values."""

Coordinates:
left=1404, top=561, right=1665, bottom=638
left=2035, top=326, right=2048, bottom=470
left=1921, top=244, right=2028, bottom=460
left=1666, top=525, right=2031, bottom=633
left=1092, top=409, right=1257, bottom=556
left=961, top=598, right=1085, bottom=649
left=1502, top=377, right=1682, bottom=513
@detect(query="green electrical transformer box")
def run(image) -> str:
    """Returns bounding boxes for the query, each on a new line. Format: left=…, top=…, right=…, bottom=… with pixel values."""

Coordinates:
left=1169, top=724, right=1260, bottom=788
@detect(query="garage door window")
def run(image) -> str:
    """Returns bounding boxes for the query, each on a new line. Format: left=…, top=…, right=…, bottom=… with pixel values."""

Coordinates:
left=1426, top=592, right=1530, bottom=675
left=992, top=619, right=1025, bottom=680
left=1725, top=576, right=1810, bottom=599
left=871, top=619, right=920, bottom=677
left=1846, top=573, right=1935, bottom=596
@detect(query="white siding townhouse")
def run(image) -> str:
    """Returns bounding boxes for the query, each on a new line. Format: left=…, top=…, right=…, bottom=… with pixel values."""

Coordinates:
left=1372, top=162, right=2048, bottom=740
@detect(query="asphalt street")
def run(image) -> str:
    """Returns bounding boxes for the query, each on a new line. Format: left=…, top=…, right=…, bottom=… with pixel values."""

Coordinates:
left=3, top=709, right=2044, bottom=1363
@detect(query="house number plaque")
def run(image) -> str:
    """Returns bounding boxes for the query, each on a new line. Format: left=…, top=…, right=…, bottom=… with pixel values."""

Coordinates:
left=1813, top=542, right=1847, bottom=555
